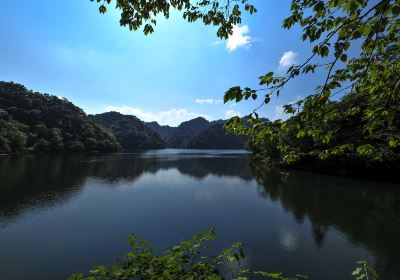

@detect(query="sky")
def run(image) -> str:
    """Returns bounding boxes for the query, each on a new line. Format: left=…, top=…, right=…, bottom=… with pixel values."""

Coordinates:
left=0, top=0, right=327, bottom=126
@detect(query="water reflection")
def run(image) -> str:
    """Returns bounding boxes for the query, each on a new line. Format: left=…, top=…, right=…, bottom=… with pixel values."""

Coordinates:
left=251, top=163, right=400, bottom=279
left=0, top=151, right=399, bottom=280
left=0, top=152, right=252, bottom=227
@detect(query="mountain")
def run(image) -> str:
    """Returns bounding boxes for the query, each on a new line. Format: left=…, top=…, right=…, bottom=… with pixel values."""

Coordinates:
left=146, top=118, right=248, bottom=149
left=0, top=82, right=120, bottom=153
left=146, top=121, right=176, bottom=139
left=90, top=112, right=165, bottom=150
left=184, top=121, right=247, bottom=149
left=164, top=117, right=210, bottom=148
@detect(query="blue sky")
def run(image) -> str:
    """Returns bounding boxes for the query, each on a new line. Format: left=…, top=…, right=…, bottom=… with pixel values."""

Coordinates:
left=0, top=0, right=326, bottom=126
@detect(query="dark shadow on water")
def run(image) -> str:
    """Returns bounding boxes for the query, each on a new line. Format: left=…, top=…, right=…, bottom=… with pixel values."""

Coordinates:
left=250, top=162, right=400, bottom=280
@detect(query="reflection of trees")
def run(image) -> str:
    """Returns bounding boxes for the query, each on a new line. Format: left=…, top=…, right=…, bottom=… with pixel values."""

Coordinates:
left=0, top=156, right=87, bottom=227
left=175, top=157, right=252, bottom=180
left=0, top=153, right=252, bottom=228
left=250, top=162, right=400, bottom=280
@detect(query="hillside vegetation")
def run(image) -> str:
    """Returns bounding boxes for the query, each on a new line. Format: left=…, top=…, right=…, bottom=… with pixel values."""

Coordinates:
left=0, top=82, right=120, bottom=154
left=90, top=112, right=166, bottom=150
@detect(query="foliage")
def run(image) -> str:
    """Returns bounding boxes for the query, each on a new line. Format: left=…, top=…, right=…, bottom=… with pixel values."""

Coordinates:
left=69, top=227, right=380, bottom=280
left=69, top=227, right=249, bottom=280
left=242, top=90, right=400, bottom=175
left=91, top=0, right=256, bottom=39
left=0, top=82, right=120, bottom=154
left=352, top=260, right=379, bottom=280
left=222, top=0, right=399, bottom=167
left=90, top=112, right=166, bottom=150
left=93, top=0, right=399, bottom=169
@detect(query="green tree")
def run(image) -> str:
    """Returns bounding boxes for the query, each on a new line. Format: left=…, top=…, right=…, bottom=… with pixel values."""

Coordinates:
left=93, top=0, right=399, bottom=166
left=48, top=127, right=64, bottom=151
left=0, top=82, right=120, bottom=154
left=91, top=0, right=256, bottom=39
left=0, top=118, right=28, bottom=153
left=223, top=0, right=399, bottom=165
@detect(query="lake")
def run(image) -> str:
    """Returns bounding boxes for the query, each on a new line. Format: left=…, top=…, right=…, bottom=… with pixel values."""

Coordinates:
left=0, top=149, right=399, bottom=279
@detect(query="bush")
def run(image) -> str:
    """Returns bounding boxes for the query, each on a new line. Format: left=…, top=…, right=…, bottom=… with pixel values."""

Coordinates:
left=70, top=228, right=379, bottom=280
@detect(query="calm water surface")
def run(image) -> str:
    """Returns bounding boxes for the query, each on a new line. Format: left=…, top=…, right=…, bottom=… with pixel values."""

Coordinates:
left=0, top=149, right=399, bottom=279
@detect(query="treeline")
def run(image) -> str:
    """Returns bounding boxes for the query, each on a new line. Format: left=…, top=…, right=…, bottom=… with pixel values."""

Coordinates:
left=0, top=82, right=120, bottom=154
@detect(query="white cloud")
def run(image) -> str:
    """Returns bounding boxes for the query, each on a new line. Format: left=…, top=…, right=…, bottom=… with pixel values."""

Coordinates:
left=278, top=51, right=298, bottom=71
left=272, top=105, right=287, bottom=121
left=105, top=106, right=209, bottom=126
left=225, top=110, right=242, bottom=118
left=272, top=96, right=303, bottom=121
left=195, top=98, right=223, bottom=105
left=226, top=25, right=253, bottom=52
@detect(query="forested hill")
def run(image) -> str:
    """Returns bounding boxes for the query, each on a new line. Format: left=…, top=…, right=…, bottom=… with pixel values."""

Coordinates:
left=164, top=117, right=210, bottom=148
left=184, top=121, right=247, bottom=149
left=0, top=82, right=120, bottom=154
left=146, top=121, right=176, bottom=140
left=89, top=112, right=166, bottom=150
left=146, top=118, right=248, bottom=149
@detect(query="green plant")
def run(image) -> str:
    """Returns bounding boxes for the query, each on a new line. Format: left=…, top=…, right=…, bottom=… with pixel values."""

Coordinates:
left=70, top=228, right=381, bottom=280
left=352, top=260, right=380, bottom=280
left=69, top=228, right=303, bottom=280
left=223, top=0, right=399, bottom=164
left=69, top=227, right=247, bottom=280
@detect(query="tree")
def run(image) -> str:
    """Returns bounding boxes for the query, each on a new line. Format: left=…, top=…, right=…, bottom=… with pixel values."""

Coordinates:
left=92, top=0, right=399, bottom=165
left=91, top=0, right=256, bottom=38
left=96, top=0, right=400, bottom=163
left=0, top=82, right=121, bottom=154
left=223, top=0, right=400, bottom=164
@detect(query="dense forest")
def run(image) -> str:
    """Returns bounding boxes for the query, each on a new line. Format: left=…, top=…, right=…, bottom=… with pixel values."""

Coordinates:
left=90, top=112, right=166, bottom=150
left=0, top=82, right=120, bottom=154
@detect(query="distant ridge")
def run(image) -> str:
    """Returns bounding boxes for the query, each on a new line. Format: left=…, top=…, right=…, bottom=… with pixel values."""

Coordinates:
left=89, top=112, right=165, bottom=150
left=146, top=117, right=248, bottom=149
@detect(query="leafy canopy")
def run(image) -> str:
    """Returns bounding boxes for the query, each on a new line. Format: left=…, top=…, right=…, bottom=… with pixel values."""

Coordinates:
left=223, top=0, right=400, bottom=163
left=91, top=0, right=256, bottom=38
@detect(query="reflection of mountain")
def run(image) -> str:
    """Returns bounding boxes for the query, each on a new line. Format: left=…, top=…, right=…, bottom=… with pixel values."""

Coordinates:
left=0, top=153, right=252, bottom=228
left=0, top=156, right=87, bottom=227
left=250, top=163, right=400, bottom=280
left=149, top=157, right=252, bottom=180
